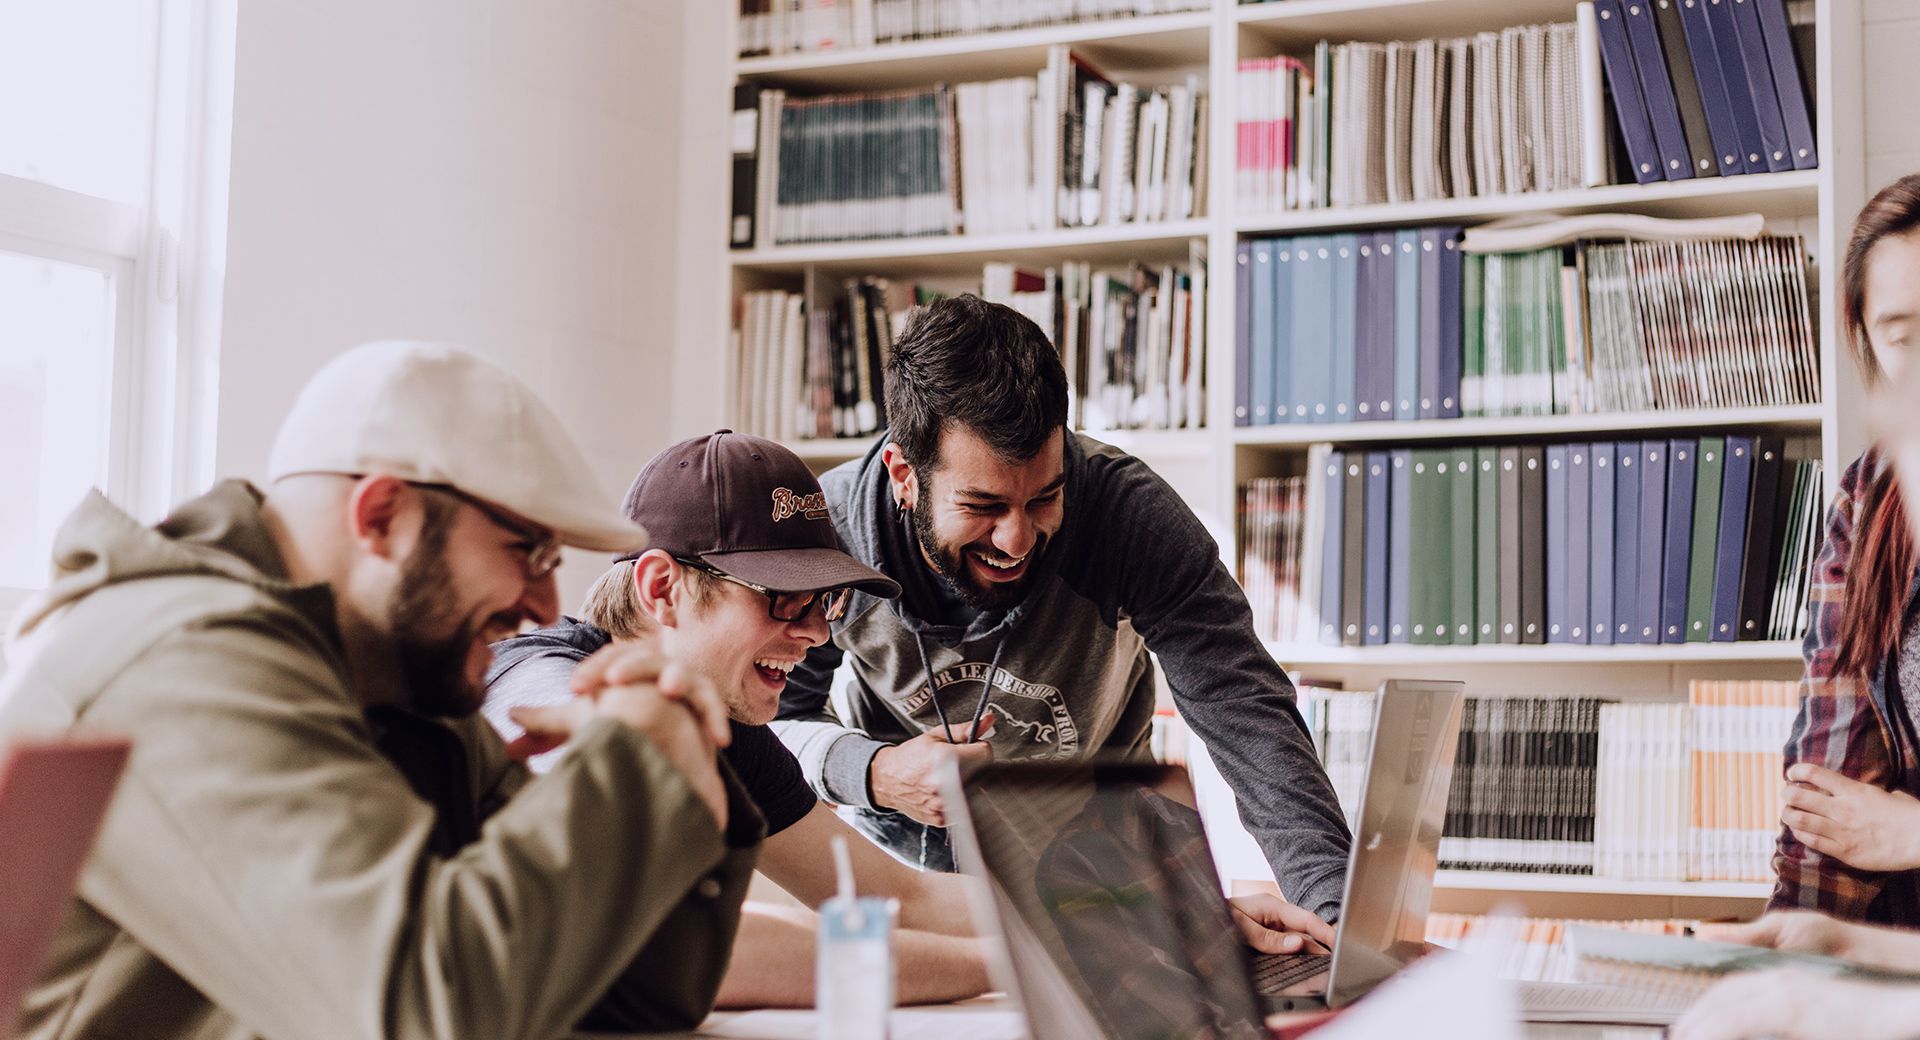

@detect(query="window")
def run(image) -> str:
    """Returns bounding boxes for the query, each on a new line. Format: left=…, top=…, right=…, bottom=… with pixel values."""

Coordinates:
left=0, top=0, right=234, bottom=623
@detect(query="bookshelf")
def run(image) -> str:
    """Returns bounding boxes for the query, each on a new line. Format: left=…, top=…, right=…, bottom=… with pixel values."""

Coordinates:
left=712, top=0, right=1869, bottom=918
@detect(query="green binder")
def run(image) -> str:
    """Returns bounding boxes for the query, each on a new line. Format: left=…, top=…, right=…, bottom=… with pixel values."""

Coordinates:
left=1450, top=447, right=1477, bottom=643
left=1475, top=446, right=1501, bottom=644
left=1687, top=436, right=1725, bottom=642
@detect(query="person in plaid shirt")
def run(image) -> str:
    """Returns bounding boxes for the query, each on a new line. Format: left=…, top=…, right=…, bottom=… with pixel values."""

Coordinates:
left=1665, top=175, right=1920, bottom=1040
left=1771, top=173, right=1920, bottom=927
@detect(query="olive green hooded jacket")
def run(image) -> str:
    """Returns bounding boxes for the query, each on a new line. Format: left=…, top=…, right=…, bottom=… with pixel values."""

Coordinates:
left=0, top=481, right=762, bottom=1040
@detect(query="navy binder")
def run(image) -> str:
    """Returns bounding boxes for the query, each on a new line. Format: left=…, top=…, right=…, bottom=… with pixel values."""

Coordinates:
left=1547, top=444, right=1570, bottom=643
left=1435, top=227, right=1465, bottom=417
left=1389, top=449, right=1413, bottom=642
left=1475, top=447, right=1501, bottom=643
left=1364, top=452, right=1391, bottom=644
left=1712, top=435, right=1755, bottom=641
left=1752, top=0, right=1816, bottom=170
left=1418, top=230, right=1443, bottom=419
left=1320, top=450, right=1345, bottom=645
left=1653, top=0, right=1722, bottom=177
left=1660, top=439, right=1698, bottom=644
left=1329, top=235, right=1359, bottom=422
left=1234, top=241, right=1253, bottom=426
left=1710, top=0, right=1790, bottom=172
left=1636, top=441, right=1668, bottom=644
left=1669, top=0, right=1748, bottom=175
left=1520, top=446, right=1547, bottom=644
left=1590, top=442, right=1615, bottom=646
left=1621, top=0, right=1697, bottom=180
left=1251, top=241, right=1275, bottom=425
left=1613, top=442, right=1641, bottom=644
left=1395, top=230, right=1420, bottom=420
left=1593, top=0, right=1667, bottom=184
left=1568, top=444, right=1592, bottom=644
left=1687, top=0, right=1768, bottom=173
left=1356, top=234, right=1395, bottom=422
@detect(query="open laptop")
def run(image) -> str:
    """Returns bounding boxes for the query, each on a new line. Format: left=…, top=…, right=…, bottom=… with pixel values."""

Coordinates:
left=0, top=737, right=131, bottom=1040
left=944, top=679, right=1465, bottom=1038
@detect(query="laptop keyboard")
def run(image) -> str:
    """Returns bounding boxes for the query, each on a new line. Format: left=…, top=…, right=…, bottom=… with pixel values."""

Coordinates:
left=1250, top=952, right=1332, bottom=994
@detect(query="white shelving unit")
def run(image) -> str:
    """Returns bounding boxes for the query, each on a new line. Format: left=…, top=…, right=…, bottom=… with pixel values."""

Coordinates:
left=715, top=0, right=1869, bottom=918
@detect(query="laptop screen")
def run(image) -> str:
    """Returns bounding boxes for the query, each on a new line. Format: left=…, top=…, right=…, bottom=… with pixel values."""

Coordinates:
left=0, top=737, right=130, bottom=1040
left=951, top=762, right=1270, bottom=1040
left=1323, top=680, right=1465, bottom=1003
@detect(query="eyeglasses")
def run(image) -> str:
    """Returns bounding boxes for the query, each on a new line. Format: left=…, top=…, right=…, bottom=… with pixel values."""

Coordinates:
left=674, top=557, right=853, bottom=623
left=414, top=483, right=564, bottom=581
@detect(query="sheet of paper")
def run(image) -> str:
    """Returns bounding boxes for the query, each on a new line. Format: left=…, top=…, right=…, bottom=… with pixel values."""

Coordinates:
left=1306, top=951, right=1523, bottom=1040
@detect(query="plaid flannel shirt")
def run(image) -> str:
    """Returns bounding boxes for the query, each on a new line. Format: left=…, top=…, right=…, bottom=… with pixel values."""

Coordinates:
left=1770, top=447, right=1920, bottom=924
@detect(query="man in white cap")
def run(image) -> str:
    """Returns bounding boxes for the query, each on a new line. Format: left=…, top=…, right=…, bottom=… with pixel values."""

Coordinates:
left=0, top=342, right=761, bottom=1040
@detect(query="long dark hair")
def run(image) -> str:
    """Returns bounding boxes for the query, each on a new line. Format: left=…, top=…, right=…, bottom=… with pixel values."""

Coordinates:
left=1835, top=174, right=1920, bottom=678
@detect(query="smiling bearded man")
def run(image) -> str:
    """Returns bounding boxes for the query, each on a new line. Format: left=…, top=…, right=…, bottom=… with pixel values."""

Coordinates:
left=769, top=294, right=1354, bottom=956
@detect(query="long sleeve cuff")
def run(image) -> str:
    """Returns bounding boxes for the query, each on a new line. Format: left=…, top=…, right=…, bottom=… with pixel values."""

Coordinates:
left=821, top=731, right=890, bottom=811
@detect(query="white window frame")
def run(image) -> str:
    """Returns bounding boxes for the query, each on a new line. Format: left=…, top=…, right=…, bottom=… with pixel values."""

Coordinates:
left=0, top=0, right=235, bottom=622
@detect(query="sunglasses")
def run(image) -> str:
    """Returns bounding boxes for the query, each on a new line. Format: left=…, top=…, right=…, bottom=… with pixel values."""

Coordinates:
left=674, top=557, right=853, bottom=623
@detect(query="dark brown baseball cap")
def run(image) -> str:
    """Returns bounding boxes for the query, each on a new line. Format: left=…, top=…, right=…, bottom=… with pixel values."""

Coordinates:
left=616, top=430, right=900, bottom=598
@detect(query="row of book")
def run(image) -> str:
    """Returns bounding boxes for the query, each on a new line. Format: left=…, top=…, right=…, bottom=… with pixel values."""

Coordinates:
left=1235, top=22, right=1593, bottom=215
left=736, top=0, right=1208, bottom=58
left=1303, top=682, right=1797, bottom=881
left=1239, top=436, right=1824, bottom=648
left=1444, top=696, right=1605, bottom=874
left=729, top=252, right=1209, bottom=439
left=987, top=247, right=1210, bottom=432
left=1590, top=0, right=1816, bottom=183
left=732, top=281, right=906, bottom=442
left=1426, top=915, right=1691, bottom=984
left=1598, top=684, right=1798, bottom=882
left=1470, top=236, right=1817, bottom=417
left=1232, top=228, right=1818, bottom=427
left=728, top=47, right=1208, bottom=248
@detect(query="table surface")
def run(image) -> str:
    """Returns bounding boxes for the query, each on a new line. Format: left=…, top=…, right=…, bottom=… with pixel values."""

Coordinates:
left=590, top=999, right=1670, bottom=1039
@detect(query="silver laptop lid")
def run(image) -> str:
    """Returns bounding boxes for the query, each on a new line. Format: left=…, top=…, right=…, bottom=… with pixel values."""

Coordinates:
left=1324, top=679, right=1466, bottom=1006
left=946, top=761, right=1270, bottom=1040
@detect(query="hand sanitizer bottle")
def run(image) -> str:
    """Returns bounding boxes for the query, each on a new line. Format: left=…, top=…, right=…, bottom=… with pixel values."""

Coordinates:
left=817, top=835, right=895, bottom=1040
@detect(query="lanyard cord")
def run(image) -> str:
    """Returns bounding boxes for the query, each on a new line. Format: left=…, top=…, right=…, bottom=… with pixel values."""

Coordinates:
left=913, top=632, right=1005, bottom=744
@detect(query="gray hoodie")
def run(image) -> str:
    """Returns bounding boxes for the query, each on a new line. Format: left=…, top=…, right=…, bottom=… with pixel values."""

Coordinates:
left=0, top=481, right=760, bottom=1040
left=772, top=434, right=1352, bottom=919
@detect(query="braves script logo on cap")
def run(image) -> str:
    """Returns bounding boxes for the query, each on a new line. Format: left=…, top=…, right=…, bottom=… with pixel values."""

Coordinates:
left=770, top=487, right=829, bottom=523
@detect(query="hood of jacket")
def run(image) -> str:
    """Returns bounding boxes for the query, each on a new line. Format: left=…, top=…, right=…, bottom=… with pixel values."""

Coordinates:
left=8, top=479, right=338, bottom=651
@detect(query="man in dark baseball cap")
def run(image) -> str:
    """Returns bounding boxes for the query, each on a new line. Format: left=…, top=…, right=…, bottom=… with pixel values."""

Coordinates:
left=483, top=431, right=990, bottom=1009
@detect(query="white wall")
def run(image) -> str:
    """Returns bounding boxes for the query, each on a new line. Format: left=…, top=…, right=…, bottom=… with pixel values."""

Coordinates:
left=217, top=0, right=688, bottom=609
left=1863, top=0, right=1920, bottom=189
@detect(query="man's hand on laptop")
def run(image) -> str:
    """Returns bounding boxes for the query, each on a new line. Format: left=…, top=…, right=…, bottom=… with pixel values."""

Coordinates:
left=869, top=713, right=997, bottom=826
left=1227, top=892, right=1334, bottom=955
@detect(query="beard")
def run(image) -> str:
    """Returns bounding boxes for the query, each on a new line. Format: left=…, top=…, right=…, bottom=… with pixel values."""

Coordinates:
left=910, top=493, right=1047, bottom=612
left=387, top=503, right=490, bottom=718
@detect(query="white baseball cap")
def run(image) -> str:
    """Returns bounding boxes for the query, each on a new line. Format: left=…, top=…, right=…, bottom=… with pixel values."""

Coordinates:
left=267, top=341, right=646, bottom=553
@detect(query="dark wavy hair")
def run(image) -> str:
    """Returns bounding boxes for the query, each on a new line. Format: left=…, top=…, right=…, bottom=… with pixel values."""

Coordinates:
left=882, top=294, right=1069, bottom=472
